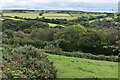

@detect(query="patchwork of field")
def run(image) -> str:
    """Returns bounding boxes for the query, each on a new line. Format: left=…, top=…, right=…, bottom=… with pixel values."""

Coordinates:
left=3, top=12, right=107, bottom=20
left=3, top=12, right=77, bottom=20
left=48, top=54, right=118, bottom=78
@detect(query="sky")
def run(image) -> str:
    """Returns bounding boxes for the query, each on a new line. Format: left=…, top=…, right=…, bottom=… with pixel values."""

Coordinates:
left=0, top=0, right=120, bottom=12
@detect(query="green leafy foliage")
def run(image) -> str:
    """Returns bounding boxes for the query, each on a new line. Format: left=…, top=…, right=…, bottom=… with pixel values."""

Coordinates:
left=30, top=28, right=60, bottom=41
left=2, top=45, right=57, bottom=79
left=55, top=26, right=119, bottom=55
left=3, top=38, right=46, bottom=48
left=56, top=24, right=87, bottom=51
left=2, top=20, right=49, bottom=31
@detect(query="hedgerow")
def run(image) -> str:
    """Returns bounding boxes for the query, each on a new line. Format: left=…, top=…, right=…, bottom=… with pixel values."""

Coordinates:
left=45, top=50, right=118, bottom=62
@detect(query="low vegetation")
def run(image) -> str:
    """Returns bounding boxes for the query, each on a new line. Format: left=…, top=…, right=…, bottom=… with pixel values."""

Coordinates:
left=2, top=45, right=57, bottom=79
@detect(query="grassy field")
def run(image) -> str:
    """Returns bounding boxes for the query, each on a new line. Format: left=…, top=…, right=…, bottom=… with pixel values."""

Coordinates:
left=3, top=12, right=42, bottom=19
left=48, top=54, right=118, bottom=78
left=43, top=13, right=71, bottom=17
left=70, top=13, right=106, bottom=17
left=48, top=23, right=65, bottom=27
left=89, top=17, right=113, bottom=23
left=45, top=16, right=77, bottom=20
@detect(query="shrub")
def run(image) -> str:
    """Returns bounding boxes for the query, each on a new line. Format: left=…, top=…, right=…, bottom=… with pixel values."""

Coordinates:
left=13, top=31, right=25, bottom=38
left=55, top=39, right=77, bottom=51
left=23, top=29, right=31, bottom=34
left=3, top=38, right=46, bottom=48
left=30, top=28, right=60, bottom=41
left=3, top=30, right=14, bottom=38
left=2, top=45, right=57, bottom=79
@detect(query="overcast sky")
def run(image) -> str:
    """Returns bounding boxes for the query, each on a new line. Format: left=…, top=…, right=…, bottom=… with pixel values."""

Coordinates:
left=0, top=0, right=119, bottom=12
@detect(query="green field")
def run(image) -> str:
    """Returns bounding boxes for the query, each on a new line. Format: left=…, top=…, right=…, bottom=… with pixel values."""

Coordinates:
left=3, top=12, right=42, bottom=19
left=43, top=13, right=71, bottom=17
left=45, top=16, right=77, bottom=20
left=71, top=13, right=106, bottom=17
left=48, top=54, right=118, bottom=78
left=89, top=17, right=113, bottom=23
left=48, top=23, right=65, bottom=27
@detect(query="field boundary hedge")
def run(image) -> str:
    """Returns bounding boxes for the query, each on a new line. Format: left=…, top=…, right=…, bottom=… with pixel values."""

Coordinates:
left=45, top=50, right=119, bottom=62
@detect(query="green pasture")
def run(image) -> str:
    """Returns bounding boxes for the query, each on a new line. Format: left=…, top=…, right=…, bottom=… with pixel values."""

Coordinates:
left=3, top=12, right=42, bottom=19
left=45, top=16, right=77, bottom=20
left=43, top=13, right=71, bottom=17
left=48, top=54, right=118, bottom=78
left=48, top=23, right=65, bottom=27
left=89, top=17, right=113, bottom=23
left=70, top=13, right=106, bottom=17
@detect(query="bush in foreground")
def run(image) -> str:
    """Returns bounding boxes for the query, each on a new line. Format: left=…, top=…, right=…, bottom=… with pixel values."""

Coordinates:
left=2, top=45, right=57, bottom=79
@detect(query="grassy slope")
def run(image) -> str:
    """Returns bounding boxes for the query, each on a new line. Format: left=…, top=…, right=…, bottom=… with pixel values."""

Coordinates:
left=48, top=54, right=118, bottom=78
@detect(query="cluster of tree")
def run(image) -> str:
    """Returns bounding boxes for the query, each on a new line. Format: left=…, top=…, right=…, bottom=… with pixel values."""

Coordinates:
left=89, top=19, right=118, bottom=28
left=54, top=25, right=119, bottom=56
left=70, top=15, right=107, bottom=23
left=30, top=28, right=60, bottom=41
left=27, top=17, right=75, bottom=25
left=3, top=10, right=37, bottom=13
left=56, top=11, right=105, bottom=14
left=3, top=24, right=119, bottom=56
left=2, top=20, right=49, bottom=31
left=10, top=16, right=75, bottom=26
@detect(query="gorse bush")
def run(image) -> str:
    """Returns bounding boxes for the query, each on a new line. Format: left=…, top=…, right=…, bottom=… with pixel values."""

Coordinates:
left=3, top=29, right=14, bottom=38
left=2, top=45, right=57, bottom=79
left=13, top=31, right=25, bottom=38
